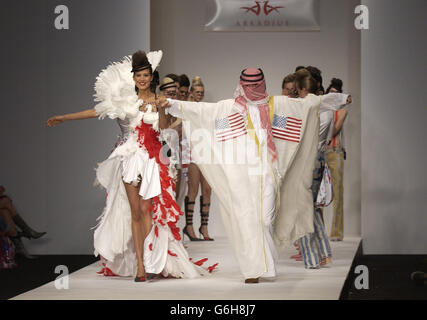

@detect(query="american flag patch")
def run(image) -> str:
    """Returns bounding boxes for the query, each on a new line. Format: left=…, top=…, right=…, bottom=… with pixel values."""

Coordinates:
left=215, top=113, right=247, bottom=142
left=272, top=114, right=302, bottom=143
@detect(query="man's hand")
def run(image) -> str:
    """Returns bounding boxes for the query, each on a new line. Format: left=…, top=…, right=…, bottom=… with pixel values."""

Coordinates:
left=156, top=95, right=171, bottom=109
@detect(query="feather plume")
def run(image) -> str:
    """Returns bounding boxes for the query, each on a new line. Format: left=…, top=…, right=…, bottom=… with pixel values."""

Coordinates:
left=93, top=56, right=141, bottom=120
left=147, top=50, right=163, bottom=71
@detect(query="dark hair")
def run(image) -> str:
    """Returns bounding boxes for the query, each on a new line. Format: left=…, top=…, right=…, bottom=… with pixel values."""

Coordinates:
left=178, top=74, right=190, bottom=87
left=282, top=73, right=296, bottom=89
left=131, top=50, right=159, bottom=94
left=305, top=66, right=324, bottom=95
left=295, top=66, right=305, bottom=72
left=326, top=78, right=343, bottom=93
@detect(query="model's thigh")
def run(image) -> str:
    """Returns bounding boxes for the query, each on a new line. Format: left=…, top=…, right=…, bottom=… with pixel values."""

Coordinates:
left=123, top=181, right=142, bottom=219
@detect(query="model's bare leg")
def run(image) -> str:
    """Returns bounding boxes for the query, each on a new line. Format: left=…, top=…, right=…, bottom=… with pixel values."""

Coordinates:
left=200, top=174, right=213, bottom=240
left=124, top=182, right=146, bottom=278
left=139, top=198, right=153, bottom=240
left=185, top=163, right=201, bottom=238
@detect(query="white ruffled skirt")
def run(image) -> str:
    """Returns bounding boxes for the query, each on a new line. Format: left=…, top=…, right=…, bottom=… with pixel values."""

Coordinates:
left=92, top=133, right=214, bottom=278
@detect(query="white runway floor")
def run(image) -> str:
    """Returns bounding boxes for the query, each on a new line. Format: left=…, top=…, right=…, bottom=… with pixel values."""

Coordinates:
left=11, top=237, right=360, bottom=300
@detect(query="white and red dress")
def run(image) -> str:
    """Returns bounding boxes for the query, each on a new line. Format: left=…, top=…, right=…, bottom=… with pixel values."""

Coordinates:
left=91, top=55, right=217, bottom=278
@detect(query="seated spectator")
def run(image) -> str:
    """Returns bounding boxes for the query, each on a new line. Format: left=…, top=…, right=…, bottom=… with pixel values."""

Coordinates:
left=0, top=215, right=17, bottom=269
left=0, top=186, right=46, bottom=259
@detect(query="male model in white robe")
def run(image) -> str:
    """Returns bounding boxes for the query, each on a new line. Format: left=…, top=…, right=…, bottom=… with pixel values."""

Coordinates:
left=160, top=68, right=349, bottom=283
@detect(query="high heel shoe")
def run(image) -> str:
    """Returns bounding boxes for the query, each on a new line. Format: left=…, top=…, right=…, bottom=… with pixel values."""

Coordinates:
left=134, top=275, right=146, bottom=282
left=183, top=196, right=201, bottom=241
left=198, top=226, right=214, bottom=241
left=183, top=225, right=202, bottom=241
left=199, top=196, right=214, bottom=241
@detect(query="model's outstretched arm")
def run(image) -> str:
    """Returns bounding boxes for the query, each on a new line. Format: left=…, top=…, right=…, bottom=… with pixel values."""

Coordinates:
left=46, top=108, right=97, bottom=127
left=320, top=93, right=352, bottom=112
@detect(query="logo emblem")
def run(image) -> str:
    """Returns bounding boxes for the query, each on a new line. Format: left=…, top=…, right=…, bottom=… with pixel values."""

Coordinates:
left=240, top=1, right=284, bottom=16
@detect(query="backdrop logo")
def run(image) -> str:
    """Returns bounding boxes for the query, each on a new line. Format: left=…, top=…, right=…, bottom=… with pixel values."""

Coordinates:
left=240, top=1, right=284, bottom=16
left=205, top=0, right=319, bottom=32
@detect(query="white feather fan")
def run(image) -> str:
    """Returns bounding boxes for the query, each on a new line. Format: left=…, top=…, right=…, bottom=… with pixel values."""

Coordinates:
left=94, top=56, right=141, bottom=120
left=93, top=50, right=163, bottom=121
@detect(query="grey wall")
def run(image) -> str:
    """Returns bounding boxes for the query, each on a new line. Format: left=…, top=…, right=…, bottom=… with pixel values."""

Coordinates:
left=0, top=0, right=150, bottom=254
left=151, top=0, right=362, bottom=238
left=361, top=0, right=427, bottom=254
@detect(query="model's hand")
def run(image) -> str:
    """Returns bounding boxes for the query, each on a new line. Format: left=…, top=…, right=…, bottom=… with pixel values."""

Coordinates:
left=47, top=115, right=65, bottom=127
left=346, top=95, right=352, bottom=105
left=139, top=102, right=149, bottom=112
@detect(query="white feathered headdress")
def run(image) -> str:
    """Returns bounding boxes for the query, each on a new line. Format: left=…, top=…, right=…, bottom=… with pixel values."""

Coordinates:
left=147, top=50, right=162, bottom=72
left=93, top=50, right=163, bottom=121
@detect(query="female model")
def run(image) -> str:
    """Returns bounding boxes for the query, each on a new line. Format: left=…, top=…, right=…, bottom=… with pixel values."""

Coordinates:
left=47, top=51, right=216, bottom=281
left=183, top=76, right=214, bottom=241
left=325, top=78, right=347, bottom=241
left=295, top=69, right=350, bottom=269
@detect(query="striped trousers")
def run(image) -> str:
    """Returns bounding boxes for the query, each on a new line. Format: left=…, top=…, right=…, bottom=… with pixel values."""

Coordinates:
left=298, top=152, right=332, bottom=269
left=326, top=148, right=344, bottom=241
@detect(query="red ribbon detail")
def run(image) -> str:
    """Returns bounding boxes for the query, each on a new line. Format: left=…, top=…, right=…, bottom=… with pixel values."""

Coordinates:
left=208, top=263, right=219, bottom=273
left=135, top=120, right=184, bottom=242
left=194, top=258, right=209, bottom=266
left=168, top=250, right=177, bottom=257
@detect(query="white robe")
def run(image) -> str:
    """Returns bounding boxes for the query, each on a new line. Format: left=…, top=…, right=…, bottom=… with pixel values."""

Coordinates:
left=271, top=93, right=349, bottom=249
left=167, top=93, right=348, bottom=279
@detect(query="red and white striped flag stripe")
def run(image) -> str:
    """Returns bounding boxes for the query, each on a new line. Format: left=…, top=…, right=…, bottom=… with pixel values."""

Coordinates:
left=272, top=115, right=302, bottom=143
left=215, top=113, right=247, bottom=142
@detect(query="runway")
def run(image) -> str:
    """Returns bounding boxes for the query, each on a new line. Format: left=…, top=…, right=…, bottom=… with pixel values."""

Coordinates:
left=11, top=237, right=360, bottom=300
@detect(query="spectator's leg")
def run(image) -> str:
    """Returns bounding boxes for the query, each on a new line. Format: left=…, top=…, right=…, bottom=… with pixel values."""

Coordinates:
left=0, top=196, right=46, bottom=239
left=0, top=208, right=18, bottom=237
